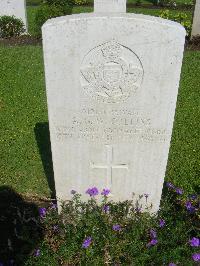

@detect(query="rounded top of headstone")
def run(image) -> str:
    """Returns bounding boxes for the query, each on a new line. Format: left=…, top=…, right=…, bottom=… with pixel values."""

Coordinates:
left=42, top=13, right=186, bottom=36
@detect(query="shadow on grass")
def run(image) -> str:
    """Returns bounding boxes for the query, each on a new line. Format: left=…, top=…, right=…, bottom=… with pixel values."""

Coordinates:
left=34, top=122, right=55, bottom=198
left=0, top=186, right=44, bottom=265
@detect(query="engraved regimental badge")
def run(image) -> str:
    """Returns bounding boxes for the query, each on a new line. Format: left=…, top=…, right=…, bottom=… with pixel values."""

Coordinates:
left=80, top=40, right=144, bottom=104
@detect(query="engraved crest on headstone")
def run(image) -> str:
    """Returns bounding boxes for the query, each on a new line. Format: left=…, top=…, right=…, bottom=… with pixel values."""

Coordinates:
left=80, top=40, right=144, bottom=103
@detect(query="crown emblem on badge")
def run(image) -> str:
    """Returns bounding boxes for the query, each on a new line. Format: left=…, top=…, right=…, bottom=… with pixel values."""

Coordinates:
left=101, top=41, right=122, bottom=59
left=80, top=40, right=144, bottom=103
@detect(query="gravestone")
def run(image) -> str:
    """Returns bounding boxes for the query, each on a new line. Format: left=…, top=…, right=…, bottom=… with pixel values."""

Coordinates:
left=42, top=0, right=185, bottom=212
left=94, top=0, right=126, bottom=13
left=0, top=0, right=28, bottom=30
left=191, top=0, right=200, bottom=37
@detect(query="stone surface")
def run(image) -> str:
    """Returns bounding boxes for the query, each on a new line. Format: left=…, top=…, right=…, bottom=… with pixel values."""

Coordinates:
left=94, top=0, right=126, bottom=13
left=0, top=0, right=27, bottom=30
left=42, top=12, right=185, bottom=212
left=191, top=0, right=200, bottom=37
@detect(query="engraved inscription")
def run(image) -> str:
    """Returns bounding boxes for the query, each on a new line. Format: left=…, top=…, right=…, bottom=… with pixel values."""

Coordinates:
left=55, top=108, right=170, bottom=144
left=80, top=40, right=144, bottom=103
left=90, top=145, right=128, bottom=187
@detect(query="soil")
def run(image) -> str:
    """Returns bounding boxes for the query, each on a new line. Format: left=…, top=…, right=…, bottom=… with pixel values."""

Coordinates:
left=187, top=36, right=200, bottom=51
left=0, top=34, right=200, bottom=50
left=0, top=35, right=42, bottom=46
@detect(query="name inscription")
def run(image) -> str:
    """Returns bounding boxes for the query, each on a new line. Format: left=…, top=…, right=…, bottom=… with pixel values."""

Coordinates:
left=55, top=108, right=170, bottom=143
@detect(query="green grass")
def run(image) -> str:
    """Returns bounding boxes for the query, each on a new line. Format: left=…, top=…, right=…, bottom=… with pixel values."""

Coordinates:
left=0, top=47, right=200, bottom=198
left=166, top=51, right=200, bottom=195
left=0, top=46, right=50, bottom=197
left=26, top=0, right=41, bottom=6
left=27, top=6, right=38, bottom=35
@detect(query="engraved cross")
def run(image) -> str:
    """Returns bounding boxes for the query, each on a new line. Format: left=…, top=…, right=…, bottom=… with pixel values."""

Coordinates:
left=90, top=145, right=129, bottom=187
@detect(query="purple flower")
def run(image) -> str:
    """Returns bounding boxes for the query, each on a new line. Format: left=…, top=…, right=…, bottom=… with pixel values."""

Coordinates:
left=150, top=229, right=157, bottom=239
left=34, top=249, right=40, bottom=257
left=135, top=207, right=142, bottom=213
left=169, top=263, right=176, bottom=266
left=188, top=194, right=197, bottom=200
left=185, top=201, right=196, bottom=213
left=147, top=239, right=158, bottom=247
left=86, top=187, right=99, bottom=197
left=159, top=219, right=166, bottom=228
left=50, top=202, right=57, bottom=210
left=82, top=237, right=92, bottom=248
left=192, top=253, right=200, bottom=261
left=39, top=207, right=46, bottom=218
left=189, top=237, right=200, bottom=247
left=71, top=189, right=76, bottom=195
left=166, top=182, right=175, bottom=189
left=101, top=188, right=110, bottom=196
left=0, top=263, right=3, bottom=266
left=175, top=188, right=183, bottom=195
left=103, top=205, right=110, bottom=213
left=112, top=224, right=121, bottom=231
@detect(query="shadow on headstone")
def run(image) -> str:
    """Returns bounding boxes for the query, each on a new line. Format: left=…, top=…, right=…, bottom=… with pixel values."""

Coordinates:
left=0, top=186, right=44, bottom=265
left=34, top=122, right=55, bottom=198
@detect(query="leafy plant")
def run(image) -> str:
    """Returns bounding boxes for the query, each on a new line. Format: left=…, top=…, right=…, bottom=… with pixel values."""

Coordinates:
left=34, top=4, right=65, bottom=36
left=35, top=0, right=74, bottom=36
left=159, top=9, right=170, bottom=19
left=44, top=0, right=75, bottom=9
left=25, top=184, right=200, bottom=265
left=136, top=0, right=142, bottom=6
left=159, top=10, right=192, bottom=35
left=0, top=16, right=25, bottom=38
left=173, top=12, right=192, bottom=35
left=158, top=0, right=177, bottom=7
left=74, top=0, right=89, bottom=6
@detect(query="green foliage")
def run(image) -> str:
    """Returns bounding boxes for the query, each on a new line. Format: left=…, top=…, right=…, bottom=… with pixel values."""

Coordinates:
left=34, top=4, right=64, bottom=35
left=27, top=0, right=42, bottom=6
left=159, top=9, right=192, bottom=35
left=44, top=0, right=75, bottom=9
left=136, top=0, right=142, bottom=6
left=159, top=9, right=170, bottom=18
left=0, top=15, right=25, bottom=38
left=158, top=0, right=177, bottom=7
left=25, top=187, right=200, bottom=265
left=34, top=0, right=74, bottom=36
left=74, top=0, right=89, bottom=6
left=173, top=12, right=192, bottom=34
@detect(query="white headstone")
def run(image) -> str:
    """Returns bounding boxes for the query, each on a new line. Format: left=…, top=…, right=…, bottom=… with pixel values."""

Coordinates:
left=191, top=0, right=200, bottom=37
left=0, top=0, right=27, bottom=30
left=94, top=0, right=126, bottom=13
left=42, top=0, right=185, bottom=212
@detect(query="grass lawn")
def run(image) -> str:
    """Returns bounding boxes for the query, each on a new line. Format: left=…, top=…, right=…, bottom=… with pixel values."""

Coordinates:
left=0, top=47, right=199, bottom=198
